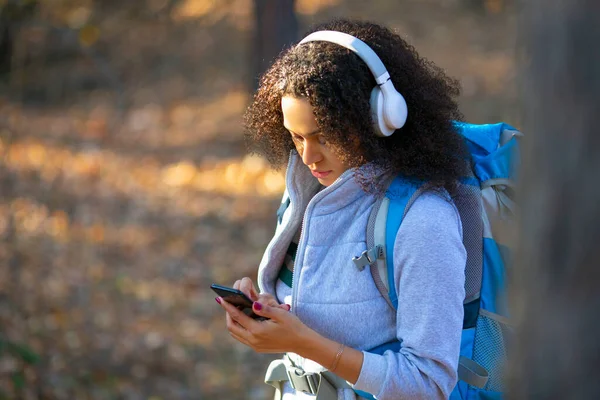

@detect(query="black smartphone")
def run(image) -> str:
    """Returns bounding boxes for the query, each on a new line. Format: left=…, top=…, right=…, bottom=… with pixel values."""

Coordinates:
left=210, top=283, right=268, bottom=320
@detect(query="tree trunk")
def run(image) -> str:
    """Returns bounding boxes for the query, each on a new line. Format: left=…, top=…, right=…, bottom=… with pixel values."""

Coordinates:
left=509, top=0, right=600, bottom=398
left=250, top=0, right=298, bottom=91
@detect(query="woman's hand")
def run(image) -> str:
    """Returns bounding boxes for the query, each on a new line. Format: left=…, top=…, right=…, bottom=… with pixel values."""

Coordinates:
left=218, top=278, right=364, bottom=384
left=232, top=277, right=288, bottom=310
left=218, top=297, right=311, bottom=354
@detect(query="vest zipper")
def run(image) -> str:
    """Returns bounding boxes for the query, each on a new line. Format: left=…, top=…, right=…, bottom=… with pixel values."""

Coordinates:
left=290, top=168, right=355, bottom=314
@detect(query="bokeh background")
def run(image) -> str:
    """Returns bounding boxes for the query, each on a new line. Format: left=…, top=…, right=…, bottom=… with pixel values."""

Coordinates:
left=0, top=0, right=518, bottom=398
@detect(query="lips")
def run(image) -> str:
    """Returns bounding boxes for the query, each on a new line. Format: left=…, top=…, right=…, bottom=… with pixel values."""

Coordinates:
left=311, top=170, right=332, bottom=179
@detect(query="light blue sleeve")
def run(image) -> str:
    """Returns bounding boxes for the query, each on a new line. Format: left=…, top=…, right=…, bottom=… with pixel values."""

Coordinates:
left=353, top=192, right=466, bottom=399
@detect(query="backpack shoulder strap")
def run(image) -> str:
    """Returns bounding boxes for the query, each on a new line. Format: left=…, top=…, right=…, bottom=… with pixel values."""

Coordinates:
left=366, top=176, right=491, bottom=390
left=366, top=176, right=425, bottom=310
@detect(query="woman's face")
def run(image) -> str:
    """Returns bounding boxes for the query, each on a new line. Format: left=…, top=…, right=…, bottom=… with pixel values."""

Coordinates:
left=281, top=96, right=350, bottom=186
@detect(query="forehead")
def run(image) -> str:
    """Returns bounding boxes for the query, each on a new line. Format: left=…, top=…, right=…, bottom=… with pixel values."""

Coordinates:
left=281, top=96, right=319, bottom=134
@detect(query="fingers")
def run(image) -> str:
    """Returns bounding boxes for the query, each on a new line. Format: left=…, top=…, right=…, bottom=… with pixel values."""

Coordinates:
left=220, top=297, right=299, bottom=354
left=224, top=304, right=237, bottom=328
left=256, top=293, right=286, bottom=308
left=219, top=297, right=255, bottom=331
left=240, top=277, right=259, bottom=301
left=233, top=277, right=259, bottom=301
left=252, top=301, right=290, bottom=321
left=273, top=303, right=290, bottom=311
left=227, top=313, right=251, bottom=340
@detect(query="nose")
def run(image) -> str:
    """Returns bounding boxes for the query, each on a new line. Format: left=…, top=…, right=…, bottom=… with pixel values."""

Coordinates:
left=301, top=139, right=323, bottom=167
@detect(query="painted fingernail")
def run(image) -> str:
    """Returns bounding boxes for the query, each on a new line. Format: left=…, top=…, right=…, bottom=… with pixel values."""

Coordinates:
left=285, top=304, right=291, bottom=311
left=253, top=302, right=263, bottom=311
left=215, top=297, right=221, bottom=304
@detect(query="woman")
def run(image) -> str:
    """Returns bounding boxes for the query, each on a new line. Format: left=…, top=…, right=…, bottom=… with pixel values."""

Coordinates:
left=216, top=19, right=468, bottom=400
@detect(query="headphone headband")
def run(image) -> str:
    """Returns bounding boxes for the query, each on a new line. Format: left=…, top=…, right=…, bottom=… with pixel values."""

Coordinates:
left=299, top=31, right=390, bottom=85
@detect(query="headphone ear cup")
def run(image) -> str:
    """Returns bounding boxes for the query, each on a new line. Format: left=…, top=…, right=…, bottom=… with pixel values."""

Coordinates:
left=382, top=90, right=408, bottom=131
left=370, top=86, right=394, bottom=137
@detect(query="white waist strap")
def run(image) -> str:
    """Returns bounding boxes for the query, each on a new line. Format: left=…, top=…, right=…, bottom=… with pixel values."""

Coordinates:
left=264, top=356, right=351, bottom=400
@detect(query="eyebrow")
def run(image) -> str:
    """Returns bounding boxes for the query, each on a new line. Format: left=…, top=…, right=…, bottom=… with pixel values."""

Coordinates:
left=284, top=125, right=321, bottom=138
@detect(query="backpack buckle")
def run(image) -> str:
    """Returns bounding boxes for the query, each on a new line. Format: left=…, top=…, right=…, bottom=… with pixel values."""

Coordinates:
left=352, top=245, right=384, bottom=271
left=286, top=367, right=320, bottom=394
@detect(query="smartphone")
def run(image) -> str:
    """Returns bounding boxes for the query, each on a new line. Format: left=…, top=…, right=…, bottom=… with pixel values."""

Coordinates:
left=211, top=283, right=268, bottom=320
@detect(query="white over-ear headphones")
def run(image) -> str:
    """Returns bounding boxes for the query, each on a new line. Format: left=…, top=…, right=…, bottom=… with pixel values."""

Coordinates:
left=298, top=30, right=408, bottom=137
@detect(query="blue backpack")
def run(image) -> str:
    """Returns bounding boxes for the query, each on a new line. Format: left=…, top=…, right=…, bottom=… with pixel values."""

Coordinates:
left=351, top=121, right=520, bottom=400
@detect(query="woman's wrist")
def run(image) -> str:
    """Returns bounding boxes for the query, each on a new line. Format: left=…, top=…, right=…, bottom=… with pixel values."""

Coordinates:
left=293, top=328, right=363, bottom=383
left=292, top=325, right=326, bottom=357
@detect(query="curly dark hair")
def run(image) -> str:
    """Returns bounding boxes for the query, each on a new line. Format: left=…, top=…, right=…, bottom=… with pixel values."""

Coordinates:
left=244, top=19, right=469, bottom=192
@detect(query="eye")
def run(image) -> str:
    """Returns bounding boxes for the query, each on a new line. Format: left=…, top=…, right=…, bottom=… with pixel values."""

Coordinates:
left=318, top=135, right=327, bottom=145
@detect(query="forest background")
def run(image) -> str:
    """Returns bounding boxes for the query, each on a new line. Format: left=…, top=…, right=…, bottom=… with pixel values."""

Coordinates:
left=0, top=0, right=517, bottom=399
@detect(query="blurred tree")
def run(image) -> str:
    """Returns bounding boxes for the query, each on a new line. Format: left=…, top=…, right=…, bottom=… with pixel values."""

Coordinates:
left=0, top=0, right=37, bottom=79
left=509, top=0, right=600, bottom=398
left=251, top=0, right=297, bottom=90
